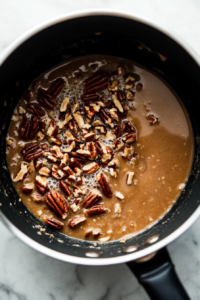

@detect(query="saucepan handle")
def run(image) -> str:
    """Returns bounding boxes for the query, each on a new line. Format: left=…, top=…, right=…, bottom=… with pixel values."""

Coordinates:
left=127, top=247, right=190, bottom=300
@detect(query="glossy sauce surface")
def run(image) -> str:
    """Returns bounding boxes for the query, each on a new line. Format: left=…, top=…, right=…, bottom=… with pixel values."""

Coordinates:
left=6, top=56, right=194, bottom=242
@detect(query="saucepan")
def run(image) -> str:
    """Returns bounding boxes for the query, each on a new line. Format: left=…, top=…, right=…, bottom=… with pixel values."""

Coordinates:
left=0, top=10, right=200, bottom=300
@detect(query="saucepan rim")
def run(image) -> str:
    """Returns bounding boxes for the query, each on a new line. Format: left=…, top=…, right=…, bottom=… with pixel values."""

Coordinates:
left=0, top=9, right=200, bottom=266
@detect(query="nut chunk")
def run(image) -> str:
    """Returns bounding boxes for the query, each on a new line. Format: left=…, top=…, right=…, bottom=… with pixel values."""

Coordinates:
left=126, top=172, right=135, bottom=185
left=68, top=216, right=86, bottom=228
left=46, top=218, right=64, bottom=230
left=147, top=114, right=159, bottom=125
left=82, top=190, right=102, bottom=208
left=88, top=204, right=106, bottom=216
left=35, top=175, right=48, bottom=194
left=96, top=173, right=112, bottom=198
left=46, top=190, right=69, bottom=219
left=13, top=162, right=29, bottom=182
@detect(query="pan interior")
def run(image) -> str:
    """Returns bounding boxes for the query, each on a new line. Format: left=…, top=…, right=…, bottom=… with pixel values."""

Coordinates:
left=0, top=15, right=200, bottom=259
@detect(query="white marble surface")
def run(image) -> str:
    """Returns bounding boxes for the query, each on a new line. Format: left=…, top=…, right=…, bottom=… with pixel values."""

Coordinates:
left=0, top=0, right=200, bottom=299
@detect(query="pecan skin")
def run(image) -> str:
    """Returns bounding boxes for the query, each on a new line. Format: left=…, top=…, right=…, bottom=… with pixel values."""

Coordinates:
left=82, top=191, right=102, bottom=208
left=122, top=133, right=136, bottom=144
left=60, top=180, right=72, bottom=198
left=97, top=173, right=112, bottom=198
left=68, top=216, right=86, bottom=228
left=19, top=116, right=40, bottom=140
left=30, top=116, right=40, bottom=140
left=37, top=88, right=57, bottom=110
left=46, top=218, right=64, bottom=230
left=117, top=90, right=126, bottom=101
left=46, top=190, right=69, bottom=219
left=81, top=93, right=99, bottom=101
left=122, top=120, right=135, bottom=133
left=87, top=204, right=106, bottom=216
left=87, top=142, right=98, bottom=160
left=26, top=150, right=43, bottom=161
left=48, top=78, right=65, bottom=97
left=84, top=73, right=110, bottom=93
left=20, top=185, right=33, bottom=194
left=27, top=104, right=45, bottom=116
left=21, top=142, right=40, bottom=156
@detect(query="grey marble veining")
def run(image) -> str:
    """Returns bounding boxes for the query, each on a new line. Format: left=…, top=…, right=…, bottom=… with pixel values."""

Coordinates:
left=0, top=1, right=200, bottom=299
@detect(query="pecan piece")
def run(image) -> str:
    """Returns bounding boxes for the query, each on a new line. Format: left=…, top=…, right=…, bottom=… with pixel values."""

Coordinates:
left=37, top=88, right=58, bottom=110
left=136, top=83, right=143, bottom=92
left=108, top=80, right=118, bottom=91
left=26, top=150, right=43, bottom=161
left=20, top=184, right=33, bottom=194
left=83, top=132, right=96, bottom=142
left=46, top=190, right=68, bottom=219
left=122, top=145, right=133, bottom=160
left=81, top=93, right=99, bottom=101
left=48, top=78, right=65, bottom=97
left=31, top=193, right=44, bottom=202
left=82, top=190, right=102, bottom=208
left=87, top=141, right=98, bottom=160
left=87, top=204, right=106, bottom=216
left=47, top=119, right=58, bottom=137
left=68, top=216, right=86, bottom=228
left=60, top=180, right=72, bottom=198
left=122, top=120, right=135, bottom=133
left=99, top=109, right=114, bottom=128
left=59, top=153, right=69, bottom=169
left=68, top=120, right=78, bottom=134
left=72, top=185, right=86, bottom=197
left=109, top=108, right=119, bottom=122
left=69, top=157, right=82, bottom=169
left=13, top=162, right=29, bottom=182
left=117, top=90, right=126, bottom=101
left=27, top=104, right=45, bottom=116
left=127, top=90, right=135, bottom=101
left=63, top=166, right=75, bottom=177
left=82, top=162, right=99, bottom=174
left=111, top=92, right=124, bottom=113
left=84, top=73, right=110, bottom=93
left=147, top=114, right=159, bottom=125
left=112, top=126, right=122, bottom=138
left=46, top=218, right=64, bottom=230
left=113, top=140, right=123, bottom=151
left=122, top=133, right=136, bottom=144
left=35, top=175, right=48, bottom=194
left=96, top=173, right=112, bottom=198
left=110, top=168, right=118, bottom=178
left=85, top=105, right=96, bottom=119
left=39, top=166, right=51, bottom=176
left=49, top=137, right=62, bottom=146
left=124, top=75, right=135, bottom=89
left=94, top=125, right=107, bottom=134
left=126, top=172, right=135, bottom=185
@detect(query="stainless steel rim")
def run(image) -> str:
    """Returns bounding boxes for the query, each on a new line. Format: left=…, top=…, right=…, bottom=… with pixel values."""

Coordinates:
left=1, top=9, right=200, bottom=266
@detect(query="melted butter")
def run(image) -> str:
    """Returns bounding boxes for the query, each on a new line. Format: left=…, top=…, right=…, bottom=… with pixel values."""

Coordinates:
left=6, top=55, right=194, bottom=242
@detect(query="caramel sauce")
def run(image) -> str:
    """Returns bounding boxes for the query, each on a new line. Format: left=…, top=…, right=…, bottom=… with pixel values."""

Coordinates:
left=6, top=55, right=194, bottom=242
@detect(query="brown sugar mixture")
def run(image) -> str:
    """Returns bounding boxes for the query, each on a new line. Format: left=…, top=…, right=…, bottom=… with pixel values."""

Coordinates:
left=6, top=55, right=194, bottom=242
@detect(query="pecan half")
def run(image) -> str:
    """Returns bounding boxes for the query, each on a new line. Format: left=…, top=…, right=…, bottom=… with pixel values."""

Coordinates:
left=20, top=184, right=33, bottom=194
left=60, top=180, right=72, bottom=198
left=122, top=120, right=135, bottom=133
left=84, top=73, right=110, bottom=93
left=81, top=93, right=99, bottom=101
left=46, top=218, right=64, bottom=230
left=122, top=133, right=136, bottom=144
left=68, top=215, right=86, bottom=228
left=27, top=103, right=45, bottom=116
left=26, top=150, right=43, bottom=161
left=37, top=88, right=58, bottom=110
left=87, top=204, right=106, bottom=216
left=19, top=116, right=40, bottom=140
left=96, top=173, right=112, bottom=198
left=82, top=190, right=102, bottom=208
left=147, top=114, right=159, bottom=125
left=35, top=175, right=48, bottom=194
left=48, top=78, right=65, bottom=97
left=46, top=190, right=69, bottom=219
left=82, top=162, right=99, bottom=174
left=21, top=142, right=40, bottom=156
left=87, top=141, right=98, bottom=160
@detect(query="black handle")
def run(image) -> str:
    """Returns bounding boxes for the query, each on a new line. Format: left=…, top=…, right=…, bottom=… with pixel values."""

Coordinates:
left=127, top=248, right=190, bottom=300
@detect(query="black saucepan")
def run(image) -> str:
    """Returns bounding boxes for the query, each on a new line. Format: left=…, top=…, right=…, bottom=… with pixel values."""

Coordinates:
left=0, top=10, right=200, bottom=300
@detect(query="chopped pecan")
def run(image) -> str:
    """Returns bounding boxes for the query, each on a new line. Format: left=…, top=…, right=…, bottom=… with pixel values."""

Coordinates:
left=60, top=97, right=69, bottom=112
left=76, top=149, right=91, bottom=158
left=113, top=140, right=123, bottom=151
left=101, top=145, right=113, bottom=164
left=31, top=193, right=44, bottom=202
left=49, top=137, right=62, bottom=146
left=41, top=143, right=48, bottom=150
left=82, top=190, right=102, bottom=208
left=95, top=141, right=103, bottom=154
left=122, top=145, right=133, bottom=160
left=84, top=73, right=110, bottom=93
left=108, top=158, right=119, bottom=168
left=74, top=108, right=85, bottom=115
left=37, top=88, right=58, bottom=110
left=71, top=100, right=79, bottom=113
left=94, top=124, right=107, bottom=134
left=126, top=90, right=135, bottom=101
left=13, top=162, right=29, bottom=182
left=20, top=184, right=33, bottom=194
left=72, top=185, right=86, bottom=197
left=51, top=145, right=63, bottom=158
left=39, top=166, right=51, bottom=176
left=68, top=120, right=78, bottom=134
left=59, top=153, right=69, bottom=169
left=111, top=92, right=124, bottom=113
left=85, top=228, right=102, bottom=238
left=19, top=116, right=40, bottom=140
left=147, top=114, right=159, bottom=125
left=69, top=157, right=82, bottom=169
left=105, top=130, right=117, bottom=140
left=64, top=131, right=80, bottom=143
left=96, top=173, right=112, bottom=198
left=51, top=167, right=66, bottom=179
left=26, top=150, right=43, bottom=161
left=47, top=119, right=58, bottom=137
left=68, top=215, right=86, bottom=228
left=124, top=75, right=135, bottom=89
left=60, top=180, right=72, bottom=198
left=112, top=126, right=122, bottom=138
left=114, top=203, right=121, bottom=215
left=82, top=162, right=99, bottom=174
left=117, top=67, right=124, bottom=75
left=57, top=113, right=73, bottom=129
left=109, top=168, right=118, bottom=178
left=63, top=141, right=76, bottom=153
left=35, top=175, right=48, bottom=194
left=90, top=103, right=101, bottom=112
left=83, top=132, right=96, bottom=142
left=46, top=190, right=69, bottom=219
left=73, top=113, right=84, bottom=129
left=126, top=171, right=134, bottom=185
left=100, top=97, right=113, bottom=108
left=69, top=199, right=80, bottom=212
left=85, top=105, right=96, bottom=119
left=76, top=177, right=83, bottom=185
left=109, top=108, right=119, bottom=122
left=122, top=133, right=136, bottom=144
left=115, top=191, right=124, bottom=200
left=136, top=83, right=143, bottom=91
left=87, top=204, right=106, bottom=216
left=117, top=90, right=126, bottom=101
left=108, top=80, right=119, bottom=91
left=81, top=93, right=99, bottom=101
left=122, top=120, right=135, bottom=133
left=87, top=141, right=98, bottom=160
left=63, top=166, right=75, bottom=177
left=48, top=78, right=65, bottom=97
left=46, top=218, right=64, bottom=230
left=99, top=109, right=114, bottom=128
left=27, top=104, right=45, bottom=116
left=35, top=159, right=43, bottom=169
left=37, top=131, right=45, bottom=142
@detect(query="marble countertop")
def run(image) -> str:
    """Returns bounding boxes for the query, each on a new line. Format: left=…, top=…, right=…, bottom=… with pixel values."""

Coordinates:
left=0, top=1, right=200, bottom=299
